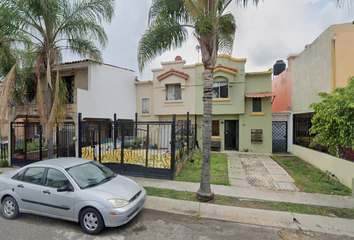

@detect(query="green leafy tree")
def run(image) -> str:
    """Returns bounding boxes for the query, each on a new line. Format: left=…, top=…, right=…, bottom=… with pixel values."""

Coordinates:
left=138, top=0, right=260, bottom=201
left=0, top=0, right=115, bottom=158
left=309, top=76, right=354, bottom=158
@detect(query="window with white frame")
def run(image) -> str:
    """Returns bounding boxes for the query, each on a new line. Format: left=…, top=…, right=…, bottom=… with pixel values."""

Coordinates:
left=213, top=81, right=228, bottom=98
left=142, top=98, right=149, bottom=114
left=166, top=84, right=181, bottom=101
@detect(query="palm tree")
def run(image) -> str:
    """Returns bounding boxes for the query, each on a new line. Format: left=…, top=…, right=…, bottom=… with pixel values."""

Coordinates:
left=0, top=0, right=115, bottom=158
left=138, top=0, right=260, bottom=201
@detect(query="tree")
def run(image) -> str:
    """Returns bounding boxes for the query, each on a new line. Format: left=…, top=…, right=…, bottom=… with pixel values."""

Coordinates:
left=309, top=76, right=354, bottom=158
left=138, top=0, right=259, bottom=201
left=0, top=0, right=115, bottom=158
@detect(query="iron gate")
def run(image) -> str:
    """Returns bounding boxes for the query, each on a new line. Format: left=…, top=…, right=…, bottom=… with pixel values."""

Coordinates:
left=272, top=121, right=287, bottom=152
left=78, top=114, right=195, bottom=180
left=11, top=121, right=75, bottom=166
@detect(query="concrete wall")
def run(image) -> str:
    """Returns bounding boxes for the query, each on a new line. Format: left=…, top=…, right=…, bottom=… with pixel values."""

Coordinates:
left=293, top=145, right=354, bottom=189
left=292, top=27, right=332, bottom=114
left=272, top=56, right=296, bottom=113
left=332, top=23, right=354, bottom=88
left=77, top=63, right=136, bottom=120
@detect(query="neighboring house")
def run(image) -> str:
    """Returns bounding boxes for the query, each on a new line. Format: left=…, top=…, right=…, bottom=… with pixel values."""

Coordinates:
left=272, top=22, right=354, bottom=151
left=136, top=56, right=196, bottom=122
left=7, top=60, right=137, bottom=160
left=195, top=55, right=273, bottom=153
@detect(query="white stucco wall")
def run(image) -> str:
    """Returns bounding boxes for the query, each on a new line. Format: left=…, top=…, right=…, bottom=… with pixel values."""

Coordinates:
left=77, top=63, right=136, bottom=120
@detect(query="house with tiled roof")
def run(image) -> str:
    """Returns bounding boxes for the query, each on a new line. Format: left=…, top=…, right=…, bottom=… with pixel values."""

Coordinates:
left=136, top=55, right=274, bottom=153
left=195, top=55, right=273, bottom=153
left=6, top=60, right=136, bottom=163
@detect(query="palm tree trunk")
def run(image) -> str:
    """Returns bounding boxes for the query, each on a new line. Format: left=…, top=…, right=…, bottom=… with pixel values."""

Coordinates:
left=45, top=86, right=54, bottom=159
left=197, top=63, right=215, bottom=202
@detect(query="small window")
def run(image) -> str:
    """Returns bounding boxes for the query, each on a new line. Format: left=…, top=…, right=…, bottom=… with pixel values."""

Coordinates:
left=213, top=81, right=228, bottom=98
left=22, top=167, right=45, bottom=185
left=251, top=129, right=262, bottom=143
left=166, top=84, right=181, bottom=101
left=142, top=98, right=149, bottom=114
left=252, top=98, right=262, bottom=112
left=45, top=168, right=72, bottom=189
left=212, top=120, right=220, bottom=136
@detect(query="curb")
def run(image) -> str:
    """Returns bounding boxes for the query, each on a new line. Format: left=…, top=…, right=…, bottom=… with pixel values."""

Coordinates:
left=144, top=196, right=354, bottom=237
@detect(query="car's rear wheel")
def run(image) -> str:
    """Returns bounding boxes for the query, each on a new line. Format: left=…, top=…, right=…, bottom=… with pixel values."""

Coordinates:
left=80, top=207, right=104, bottom=234
left=2, top=196, right=19, bottom=219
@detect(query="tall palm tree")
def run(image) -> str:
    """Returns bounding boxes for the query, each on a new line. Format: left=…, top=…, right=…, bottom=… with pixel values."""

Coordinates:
left=138, top=0, right=260, bottom=201
left=0, top=0, right=115, bottom=158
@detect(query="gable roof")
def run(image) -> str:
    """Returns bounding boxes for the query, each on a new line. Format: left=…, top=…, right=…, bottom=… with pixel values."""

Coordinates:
left=157, top=68, right=189, bottom=81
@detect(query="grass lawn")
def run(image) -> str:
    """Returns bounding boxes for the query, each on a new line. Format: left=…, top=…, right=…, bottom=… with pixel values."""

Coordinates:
left=272, top=155, right=352, bottom=196
left=144, top=187, right=354, bottom=219
left=175, top=151, right=230, bottom=186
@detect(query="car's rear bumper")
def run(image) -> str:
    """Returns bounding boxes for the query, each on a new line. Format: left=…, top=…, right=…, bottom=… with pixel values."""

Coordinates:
left=101, top=188, right=147, bottom=227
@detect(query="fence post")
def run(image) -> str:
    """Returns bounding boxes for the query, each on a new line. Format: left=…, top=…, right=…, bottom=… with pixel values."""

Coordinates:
left=39, top=124, right=43, bottom=160
left=24, top=115, right=27, bottom=164
left=113, top=114, right=117, bottom=150
left=120, top=122, right=125, bottom=175
left=145, top=124, right=149, bottom=177
left=187, top=112, right=189, bottom=156
left=78, top=113, right=82, bottom=158
left=135, top=112, right=138, bottom=138
left=98, top=124, right=101, bottom=163
left=170, top=115, right=176, bottom=180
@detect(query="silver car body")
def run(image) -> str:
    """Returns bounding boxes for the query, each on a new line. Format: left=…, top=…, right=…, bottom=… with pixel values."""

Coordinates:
left=0, top=158, right=146, bottom=228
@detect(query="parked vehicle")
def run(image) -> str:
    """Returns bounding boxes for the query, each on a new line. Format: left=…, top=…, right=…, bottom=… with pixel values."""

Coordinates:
left=0, top=158, right=146, bottom=234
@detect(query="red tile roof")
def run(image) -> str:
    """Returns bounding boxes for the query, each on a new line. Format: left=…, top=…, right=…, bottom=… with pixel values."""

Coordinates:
left=245, top=92, right=276, bottom=98
left=62, top=59, right=135, bottom=72
left=157, top=68, right=189, bottom=81
left=214, top=64, right=238, bottom=73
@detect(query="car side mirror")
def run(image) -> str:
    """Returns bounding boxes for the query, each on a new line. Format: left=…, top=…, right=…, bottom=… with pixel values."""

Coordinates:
left=57, top=186, right=74, bottom=192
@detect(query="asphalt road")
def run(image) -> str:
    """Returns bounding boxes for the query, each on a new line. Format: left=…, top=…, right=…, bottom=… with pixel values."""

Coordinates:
left=0, top=209, right=352, bottom=240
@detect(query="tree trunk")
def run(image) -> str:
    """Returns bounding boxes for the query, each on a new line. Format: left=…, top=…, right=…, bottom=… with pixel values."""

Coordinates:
left=197, top=63, right=215, bottom=202
left=45, top=86, right=54, bottom=159
left=197, top=33, right=218, bottom=202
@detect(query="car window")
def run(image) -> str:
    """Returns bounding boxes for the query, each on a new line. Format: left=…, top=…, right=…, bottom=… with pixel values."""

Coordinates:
left=12, top=168, right=27, bottom=181
left=22, top=167, right=45, bottom=185
left=45, top=168, right=72, bottom=189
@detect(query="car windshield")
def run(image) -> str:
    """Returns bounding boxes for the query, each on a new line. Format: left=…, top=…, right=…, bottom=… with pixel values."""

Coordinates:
left=66, top=161, right=116, bottom=189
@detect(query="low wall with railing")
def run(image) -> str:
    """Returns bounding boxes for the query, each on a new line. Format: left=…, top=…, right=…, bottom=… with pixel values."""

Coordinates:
left=293, top=145, right=354, bottom=190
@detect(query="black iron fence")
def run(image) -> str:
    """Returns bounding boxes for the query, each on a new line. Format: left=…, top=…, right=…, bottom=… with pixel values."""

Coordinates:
left=78, top=113, right=195, bottom=180
left=11, top=121, right=75, bottom=166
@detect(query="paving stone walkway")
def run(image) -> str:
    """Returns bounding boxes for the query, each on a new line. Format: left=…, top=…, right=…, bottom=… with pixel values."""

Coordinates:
left=227, top=152, right=297, bottom=191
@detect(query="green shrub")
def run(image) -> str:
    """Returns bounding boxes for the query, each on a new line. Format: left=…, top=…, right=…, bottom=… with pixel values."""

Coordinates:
left=0, top=160, right=9, bottom=168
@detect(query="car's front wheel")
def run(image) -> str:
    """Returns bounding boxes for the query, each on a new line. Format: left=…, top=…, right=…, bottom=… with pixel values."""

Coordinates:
left=80, top=207, right=105, bottom=234
left=2, top=196, right=19, bottom=219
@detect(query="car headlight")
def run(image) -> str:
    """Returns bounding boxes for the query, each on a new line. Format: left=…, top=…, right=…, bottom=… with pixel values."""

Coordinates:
left=107, top=199, right=130, bottom=208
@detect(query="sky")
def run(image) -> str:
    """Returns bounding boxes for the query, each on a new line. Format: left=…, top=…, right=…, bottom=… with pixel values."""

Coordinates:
left=64, top=0, right=354, bottom=81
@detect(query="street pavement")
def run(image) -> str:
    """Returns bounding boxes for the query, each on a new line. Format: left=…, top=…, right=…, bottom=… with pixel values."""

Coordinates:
left=1, top=152, right=354, bottom=238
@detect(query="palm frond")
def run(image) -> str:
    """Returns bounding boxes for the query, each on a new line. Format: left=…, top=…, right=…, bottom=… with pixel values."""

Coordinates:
left=217, top=13, right=236, bottom=55
left=149, top=0, right=192, bottom=26
left=138, top=18, right=189, bottom=72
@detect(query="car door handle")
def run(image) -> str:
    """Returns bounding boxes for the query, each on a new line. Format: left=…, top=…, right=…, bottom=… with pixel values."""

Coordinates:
left=43, top=190, right=51, bottom=194
left=17, top=184, right=24, bottom=188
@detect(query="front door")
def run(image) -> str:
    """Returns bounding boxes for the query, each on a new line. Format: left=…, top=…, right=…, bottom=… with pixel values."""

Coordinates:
left=224, top=120, right=238, bottom=150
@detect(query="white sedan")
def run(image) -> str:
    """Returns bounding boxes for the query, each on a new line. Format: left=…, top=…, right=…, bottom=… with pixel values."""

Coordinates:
left=0, top=158, right=146, bottom=234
